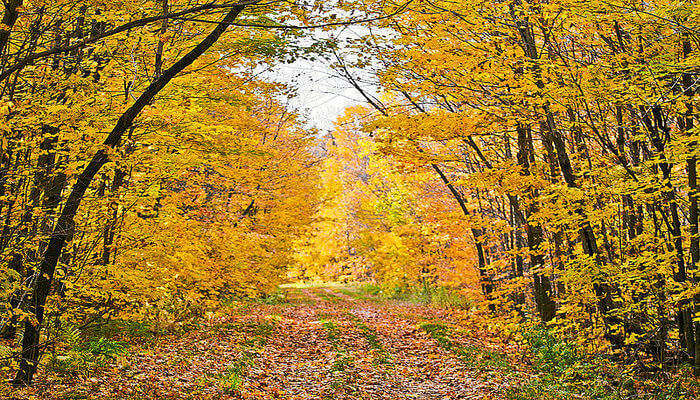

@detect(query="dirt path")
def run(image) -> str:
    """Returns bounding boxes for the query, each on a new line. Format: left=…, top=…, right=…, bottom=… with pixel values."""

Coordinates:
left=9, top=286, right=524, bottom=400
left=242, top=287, right=519, bottom=399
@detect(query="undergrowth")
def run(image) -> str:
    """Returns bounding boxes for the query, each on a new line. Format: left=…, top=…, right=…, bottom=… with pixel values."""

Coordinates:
left=507, top=324, right=700, bottom=400
left=45, top=323, right=129, bottom=377
left=355, top=282, right=472, bottom=308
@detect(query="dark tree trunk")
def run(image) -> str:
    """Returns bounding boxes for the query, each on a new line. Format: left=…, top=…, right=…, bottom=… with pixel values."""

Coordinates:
left=516, top=123, right=556, bottom=322
left=0, top=0, right=23, bottom=55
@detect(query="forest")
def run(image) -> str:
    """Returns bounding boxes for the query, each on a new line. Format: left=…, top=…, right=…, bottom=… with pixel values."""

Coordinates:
left=0, top=0, right=700, bottom=399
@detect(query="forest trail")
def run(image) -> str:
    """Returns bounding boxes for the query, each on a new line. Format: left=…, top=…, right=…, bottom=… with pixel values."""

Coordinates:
left=242, top=287, right=519, bottom=399
left=13, top=285, right=525, bottom=400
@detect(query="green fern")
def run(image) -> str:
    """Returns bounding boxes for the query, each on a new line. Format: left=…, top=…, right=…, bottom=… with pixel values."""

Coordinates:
left=62, top=324, right=81, bottom=351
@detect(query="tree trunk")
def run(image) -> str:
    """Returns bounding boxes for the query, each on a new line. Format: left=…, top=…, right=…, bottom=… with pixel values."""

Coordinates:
left=516, top=123, right=556, bottom=322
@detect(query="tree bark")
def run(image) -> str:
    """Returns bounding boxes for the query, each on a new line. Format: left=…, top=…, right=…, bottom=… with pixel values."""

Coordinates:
left=516, top=123, right=556, bottom=322
left=0, top=0, right=23, bottom=55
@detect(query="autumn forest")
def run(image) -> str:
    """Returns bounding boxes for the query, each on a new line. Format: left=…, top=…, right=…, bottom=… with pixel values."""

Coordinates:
left=1, top=0, right=700, bottom=399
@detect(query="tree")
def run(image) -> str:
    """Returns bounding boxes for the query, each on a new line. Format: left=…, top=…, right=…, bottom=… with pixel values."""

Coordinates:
left=11, top=2, right=250, bottom=385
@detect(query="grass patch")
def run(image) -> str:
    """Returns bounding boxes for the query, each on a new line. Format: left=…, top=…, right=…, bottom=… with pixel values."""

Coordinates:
left=328, top=352, right=355, bottom=393
left=254, top=291, right=288, bottom=305
left=211, top=319, right=276, bottom=343
left=316, top=291, right=341, bottom=303
left=81, top=318, right=160, bottom=343
left=419, top=322, right=452, bottom=349
left=358, top=324, right=382, bottom=350
left=220, top=291, right=289, bottom=313
left=387, top=284, right=471, bottom=308
left=54, top=389, right=92, bottom=399
left=418, top=321, right=508, bottom=371
left=318, top=316, right=358, bottom=395
left=345, top=282, right=471, bottom=308
left=356, top=322, right=392, bottom=366
left=320, top=319, right=341, bottom=349
left=338, top=286, right=382, bottom=302
left=216, top=359, right=247, bottom=395
left=357, top=283, right=383, bottom=297
left=330, top=352, right=354, bottom=373
left=239, top=320, right=276, bottom=347
left=316, top=311, right=337, bottom=319
left=212, top=319, right=277, bottom=395
left=281, top=281, right=352, bottom=290
left=43, top=317, right=179, bottom=378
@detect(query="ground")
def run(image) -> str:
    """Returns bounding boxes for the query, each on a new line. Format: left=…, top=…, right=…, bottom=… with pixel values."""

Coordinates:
left=7, top=285, right=528, bottom=400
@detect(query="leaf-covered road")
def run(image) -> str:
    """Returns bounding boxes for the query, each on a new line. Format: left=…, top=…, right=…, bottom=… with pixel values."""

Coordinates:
left=243, top=287, right=521, bottom=399
left=11, top=286, right=525, bottom=399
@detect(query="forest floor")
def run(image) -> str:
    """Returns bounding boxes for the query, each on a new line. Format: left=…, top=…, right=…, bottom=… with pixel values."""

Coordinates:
left=7, top=285, right=529, bottom=400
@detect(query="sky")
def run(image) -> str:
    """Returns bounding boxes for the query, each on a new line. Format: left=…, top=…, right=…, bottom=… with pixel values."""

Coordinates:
left=261, top=23, right=381, bottom=134
left=276, top=60, right=362, bottom=133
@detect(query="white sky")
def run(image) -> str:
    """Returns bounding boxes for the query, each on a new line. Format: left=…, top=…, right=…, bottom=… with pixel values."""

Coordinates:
left=277, top=60, right=362, bottom=133
left=262, top=24, right=382, bottom=134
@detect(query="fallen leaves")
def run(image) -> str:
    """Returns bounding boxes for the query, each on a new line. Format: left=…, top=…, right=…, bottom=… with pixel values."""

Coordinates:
left=6, top=286, right=527, bottom=400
